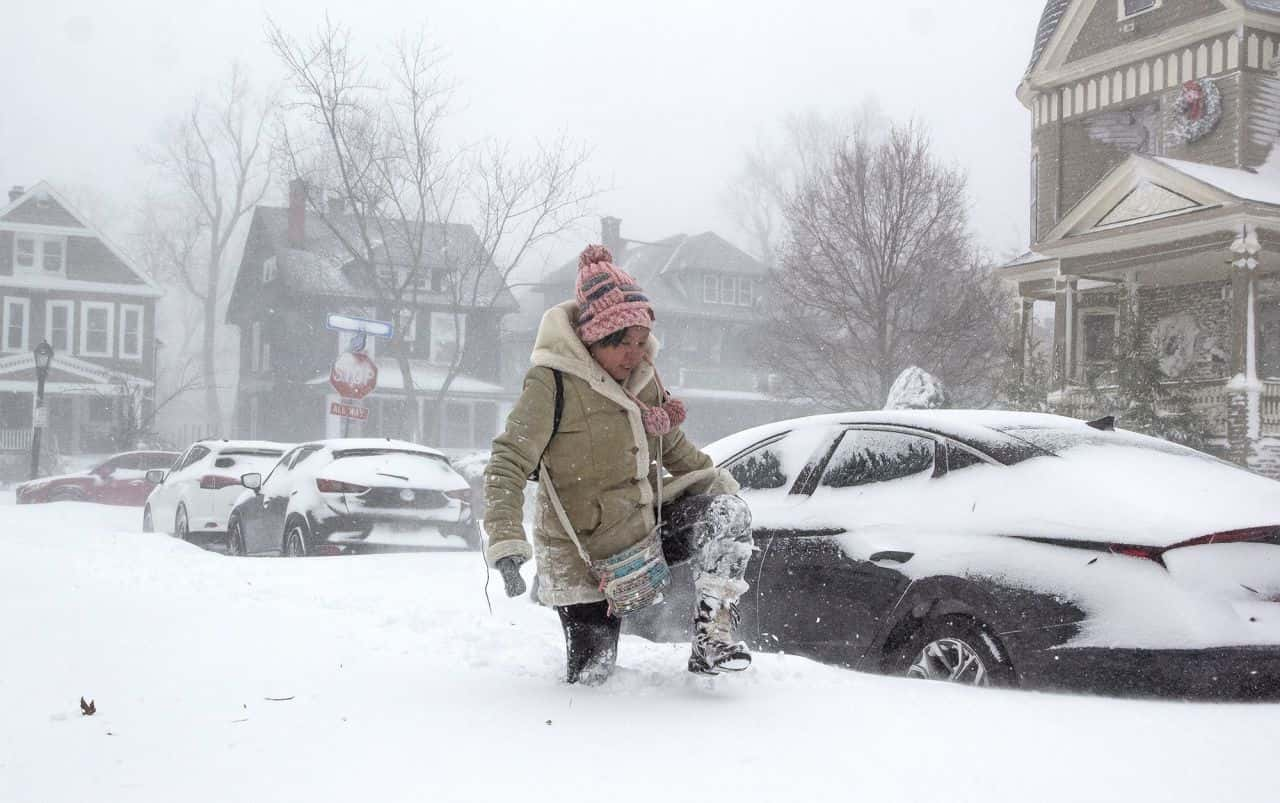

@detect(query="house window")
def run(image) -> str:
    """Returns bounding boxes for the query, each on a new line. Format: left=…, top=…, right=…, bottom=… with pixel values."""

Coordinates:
left=736, top=278, right=753, bottom=306
left=46, top=300, right=74, bottom=353
left=3, top=297, right=30, bottom=353
left=431, top=270, right=446, bottom=293
left=1079, top=311, right=1118, bottom=382
left=429, top=312, right=465, bottom=365
left=263, top=256, right=277, bottom=283
left=1118, top=0, right=1159, bottom=20
left=12, top=236, right=66, bottom=275
left=703, top=275, right=720, bottom=304
left=120, top=305, right=144, bottom=360
left=81, top=302, right=114, bottom=357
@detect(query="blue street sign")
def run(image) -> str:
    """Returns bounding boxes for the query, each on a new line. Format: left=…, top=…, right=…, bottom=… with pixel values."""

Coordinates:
left=325, top=313, right=394, bottom=339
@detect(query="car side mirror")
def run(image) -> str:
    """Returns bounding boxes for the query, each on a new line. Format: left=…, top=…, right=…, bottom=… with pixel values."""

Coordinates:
left=241, top=472, right=263, bottom=492
left=145, top=469, right=166, bottom=484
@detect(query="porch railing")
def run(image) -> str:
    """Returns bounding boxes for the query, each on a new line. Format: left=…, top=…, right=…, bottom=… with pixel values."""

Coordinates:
left=0, top=429, right=32, bottom=452
left=1054, top=380, right=1280, bottom=437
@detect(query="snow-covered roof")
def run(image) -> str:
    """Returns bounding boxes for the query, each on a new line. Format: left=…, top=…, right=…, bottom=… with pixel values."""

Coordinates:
left=1153, top=157, right=1280, bottom=208
left=1026, top=0, right=1071, bottom=74
left=1001, top=250, right=1054, bottom=269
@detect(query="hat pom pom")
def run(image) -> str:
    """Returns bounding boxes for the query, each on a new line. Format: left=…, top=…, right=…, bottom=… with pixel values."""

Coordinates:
left=661, top=397, right=686, bottom=428
left=578, top=244, right=613, bottom=269
left=642, top=406, right=672, bottom=436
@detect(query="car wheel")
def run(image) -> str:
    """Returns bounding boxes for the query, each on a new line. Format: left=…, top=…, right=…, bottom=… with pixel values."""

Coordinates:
left=174, top=505, right=190, bottom=542
left=283, top=520, right=309, bottom=557
left=226, top=517, right=246, bottom=557
left=896, top=614, right=1015, bottom=688
left=142, top=506, right=154, bottom=533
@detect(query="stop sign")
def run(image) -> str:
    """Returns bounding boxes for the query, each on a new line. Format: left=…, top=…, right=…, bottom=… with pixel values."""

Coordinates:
left=330, top=351, right=378, bottom=400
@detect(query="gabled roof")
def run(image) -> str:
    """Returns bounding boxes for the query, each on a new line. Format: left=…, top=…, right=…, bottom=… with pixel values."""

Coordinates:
left=230, top=206, right=517, bottom=314
left=1025, top=0, right=1278, bottom=81
left=535, top=230, right=768, bottom=323
left=1026, top=154, right=1280, bottom=258
left=0, top=181, right=162, bottom=297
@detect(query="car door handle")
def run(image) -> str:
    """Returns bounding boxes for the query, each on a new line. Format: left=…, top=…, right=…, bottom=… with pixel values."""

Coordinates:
left=870, top=550, right=914, bottom=564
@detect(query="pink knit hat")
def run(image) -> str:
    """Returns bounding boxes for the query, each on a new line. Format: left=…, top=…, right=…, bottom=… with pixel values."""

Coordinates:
left=575, top=244, right=655, bottom=345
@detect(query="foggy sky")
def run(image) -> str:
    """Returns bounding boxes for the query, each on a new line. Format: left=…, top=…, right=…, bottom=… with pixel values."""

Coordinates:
left=2, top=0, right=1045, bottom=270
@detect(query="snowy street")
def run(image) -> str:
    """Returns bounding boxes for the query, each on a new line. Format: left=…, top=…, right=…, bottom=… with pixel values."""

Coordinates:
left=3, top=496, right=1279, bottom=803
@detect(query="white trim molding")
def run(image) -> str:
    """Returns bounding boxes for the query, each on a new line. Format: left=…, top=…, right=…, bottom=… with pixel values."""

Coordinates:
left=80, top=301, right=115, bottom=358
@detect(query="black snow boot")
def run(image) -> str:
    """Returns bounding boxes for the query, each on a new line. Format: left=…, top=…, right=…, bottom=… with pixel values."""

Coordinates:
left=688, top=576, right=752, bottom=675
left=557, top=601, right=621, bottom=686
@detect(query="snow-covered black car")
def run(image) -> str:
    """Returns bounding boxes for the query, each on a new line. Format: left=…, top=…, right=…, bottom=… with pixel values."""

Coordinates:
left=225, top=439, right=478, bottom=556
left=627, top=410, right=1280, bottom=699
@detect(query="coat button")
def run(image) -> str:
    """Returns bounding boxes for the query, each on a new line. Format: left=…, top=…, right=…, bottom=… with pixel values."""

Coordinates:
left=630, top=446, right=639, bottom=454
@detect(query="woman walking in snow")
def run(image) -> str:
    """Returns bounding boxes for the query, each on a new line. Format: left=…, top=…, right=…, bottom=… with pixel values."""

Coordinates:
left=483, top=244, right=754, bottom=685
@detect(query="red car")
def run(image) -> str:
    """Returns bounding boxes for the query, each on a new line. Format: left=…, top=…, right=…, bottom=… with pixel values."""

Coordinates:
left=14, top=451, right=180, bottom=506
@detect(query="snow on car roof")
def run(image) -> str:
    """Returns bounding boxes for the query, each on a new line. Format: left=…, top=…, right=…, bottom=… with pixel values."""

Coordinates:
left=704, top=409, right=1086, bottom=463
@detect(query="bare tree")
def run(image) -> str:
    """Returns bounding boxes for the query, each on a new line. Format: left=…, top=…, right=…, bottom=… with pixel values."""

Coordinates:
left=761, top=120, right=1008, bottom=410
left=144, top=65, right=273, bottom=431
left=267, top=17, right=596, bottom=441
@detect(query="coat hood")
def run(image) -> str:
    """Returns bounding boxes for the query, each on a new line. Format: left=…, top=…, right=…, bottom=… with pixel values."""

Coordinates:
left=530, top=301, right=658, bottom=395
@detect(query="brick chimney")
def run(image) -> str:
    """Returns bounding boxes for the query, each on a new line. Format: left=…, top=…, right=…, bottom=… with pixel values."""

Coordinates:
left=8, top=185, right=25, bottom=203
left=287, top=179, right=307, bottom=248
left=601, top=216, right=623, bottom=257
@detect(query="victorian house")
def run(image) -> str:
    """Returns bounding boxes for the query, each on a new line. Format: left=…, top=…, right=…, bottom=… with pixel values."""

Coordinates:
left=507, top=217, right=808, bottom=444
left=0, top=182, right=161, bottom=470
left=226, top=181, right=518, bottom=450
left=1004, top=0, right=1280, bottom=474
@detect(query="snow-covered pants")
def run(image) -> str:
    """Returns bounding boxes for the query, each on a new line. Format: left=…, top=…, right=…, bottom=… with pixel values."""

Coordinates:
left=658, top=493, right=754, bottom=583
left=554, top=493, right=752, bottom=683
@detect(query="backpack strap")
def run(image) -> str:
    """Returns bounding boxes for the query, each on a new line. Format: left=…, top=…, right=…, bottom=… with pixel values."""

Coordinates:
left=527, top=369, right=563, bottom=481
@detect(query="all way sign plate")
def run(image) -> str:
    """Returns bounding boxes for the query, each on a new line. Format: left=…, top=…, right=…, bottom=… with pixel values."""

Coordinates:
left=329, top=400, right=370, bottom=421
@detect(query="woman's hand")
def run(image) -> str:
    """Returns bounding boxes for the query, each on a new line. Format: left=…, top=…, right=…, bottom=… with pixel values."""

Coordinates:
left=495, top=556, right=528, bottom=597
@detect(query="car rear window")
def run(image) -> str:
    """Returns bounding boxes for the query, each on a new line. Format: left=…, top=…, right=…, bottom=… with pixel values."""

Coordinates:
left=332, top=449, right=448, bottom=465
left=996, top=426, right=1231, bottom=466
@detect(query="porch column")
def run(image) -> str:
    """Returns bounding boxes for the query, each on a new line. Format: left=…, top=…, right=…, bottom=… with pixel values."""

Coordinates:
left=1227, top=225, right=1262, bottom=467
left=1119, top=272, right=1140, bottom=353
left=1015, top=297, right=1034, bottom=383
left=1051, top=278, right=1077, bottom=390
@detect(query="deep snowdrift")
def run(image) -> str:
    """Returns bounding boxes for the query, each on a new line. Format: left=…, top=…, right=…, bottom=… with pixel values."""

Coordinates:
left=3, top=496, right=1279, bottom=803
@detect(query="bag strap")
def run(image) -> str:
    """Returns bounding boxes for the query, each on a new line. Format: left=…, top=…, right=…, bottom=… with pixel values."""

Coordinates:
left=526, top=369, right=563, bottom=482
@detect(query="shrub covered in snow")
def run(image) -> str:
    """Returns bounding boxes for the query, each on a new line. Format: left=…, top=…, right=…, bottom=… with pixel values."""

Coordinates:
left=884, top=366, right=948, bottom=410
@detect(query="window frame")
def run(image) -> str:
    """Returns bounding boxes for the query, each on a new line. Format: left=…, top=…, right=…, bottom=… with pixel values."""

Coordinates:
left=703, top=274, right=720, bottom=304
left=2, top=296, right=31, bottom=353
left=45, top=299, right=75, bottom=354
left=1117, top=0, right=1160, bottom=21
left=12, top=235, right=67, bottom=276
left=809, top=426, right=945, bottom=491
left=80, top=301, right=115, bottom=358
left=262, top=256, right=277, bottom=284
left=119, top=304, right=144, bottom=361
left=429, top=311, right=465, bottom=366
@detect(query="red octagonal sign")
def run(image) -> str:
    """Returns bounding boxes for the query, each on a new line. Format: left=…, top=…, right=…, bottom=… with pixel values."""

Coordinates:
left=330, top=351, right=378, bottom=400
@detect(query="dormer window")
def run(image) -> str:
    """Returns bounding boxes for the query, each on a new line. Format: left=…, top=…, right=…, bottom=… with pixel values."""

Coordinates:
left=13, top=235, right=66, bottom=275
left=1118, top=0, right=1159, bottom=20
left=703, top=274, right=755, bottom=307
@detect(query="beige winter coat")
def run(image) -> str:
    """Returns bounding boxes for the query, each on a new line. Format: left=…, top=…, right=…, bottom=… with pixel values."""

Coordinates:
left=483, top=301, right=739, bottom=606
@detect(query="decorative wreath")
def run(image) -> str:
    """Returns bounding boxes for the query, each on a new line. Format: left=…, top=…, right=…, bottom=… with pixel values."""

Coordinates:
left=1170, top=78, right=1222, bottom=145
left=1150, top=313, right=1200, bottom=378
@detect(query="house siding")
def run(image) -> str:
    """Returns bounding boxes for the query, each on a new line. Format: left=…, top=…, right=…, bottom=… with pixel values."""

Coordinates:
left=1, top=196, right=82, bottom=227
left=1065, top=0, right=1229, bottom=65
left=0, top=231, right=11, bottom=276
left=67, top=237, right=144, bottom=285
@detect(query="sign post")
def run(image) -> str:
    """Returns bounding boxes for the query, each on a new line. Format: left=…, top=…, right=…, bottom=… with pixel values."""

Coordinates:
left=326, top=313, right=393, bottom=438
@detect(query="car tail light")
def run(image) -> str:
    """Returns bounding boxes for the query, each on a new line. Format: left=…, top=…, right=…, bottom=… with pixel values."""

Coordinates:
left=1108, top=544, right=1164, bottom=563
left=316, top=478, right=369, bottom=494
left=199, top=475, right=241, bottom=490
left=445, top=488, right=471, bottom=504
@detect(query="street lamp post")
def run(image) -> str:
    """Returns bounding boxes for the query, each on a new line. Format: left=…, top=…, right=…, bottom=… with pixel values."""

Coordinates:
left=29, top=340, right=54, bottom=480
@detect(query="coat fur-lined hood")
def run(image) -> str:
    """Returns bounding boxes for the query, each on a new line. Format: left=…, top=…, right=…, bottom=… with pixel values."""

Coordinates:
left=530, top=301, right=657, bottom=395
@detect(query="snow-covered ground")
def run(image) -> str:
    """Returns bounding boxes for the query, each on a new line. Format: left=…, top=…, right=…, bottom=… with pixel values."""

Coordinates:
left=4, top=494, right=1280, bottom=803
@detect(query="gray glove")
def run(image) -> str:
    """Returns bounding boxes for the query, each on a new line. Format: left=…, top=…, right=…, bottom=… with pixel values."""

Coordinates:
left=495, top=556, right=527, bottom=598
